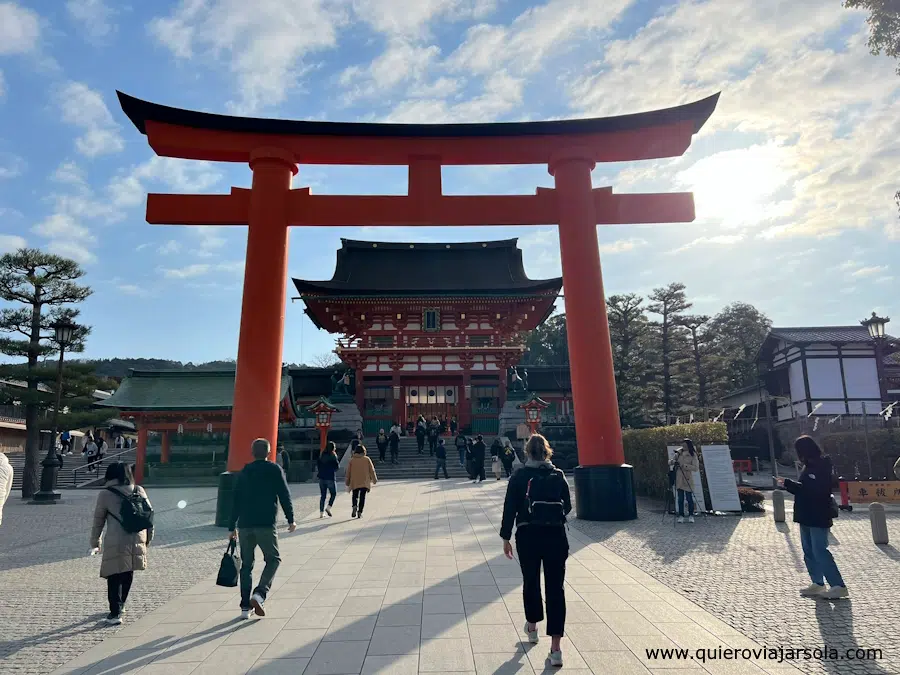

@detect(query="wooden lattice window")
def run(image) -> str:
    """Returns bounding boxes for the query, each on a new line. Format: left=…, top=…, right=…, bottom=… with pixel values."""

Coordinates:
left=423, top=308, right=440, bottom=332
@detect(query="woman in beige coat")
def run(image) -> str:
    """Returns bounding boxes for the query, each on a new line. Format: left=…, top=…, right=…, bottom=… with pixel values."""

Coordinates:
left=345, top=445, right=377, bottom=519
left=670, top=439, right=700, bottom=523
left=90, top=462, right=153, bottom=625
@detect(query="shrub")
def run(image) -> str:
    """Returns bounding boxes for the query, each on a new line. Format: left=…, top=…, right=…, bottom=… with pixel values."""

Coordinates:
left=622, top=422, right=728, bottom=499
left=738, top=486, right=765, bottom=512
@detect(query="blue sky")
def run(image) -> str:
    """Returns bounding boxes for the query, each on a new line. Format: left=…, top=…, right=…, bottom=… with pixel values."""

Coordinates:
left=0, top=0, right=897, bottom=365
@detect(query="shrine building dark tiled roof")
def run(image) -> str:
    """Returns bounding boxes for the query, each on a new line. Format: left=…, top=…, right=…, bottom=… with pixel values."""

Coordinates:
left=96, top=369, right=291, bottom=411
left=768, top=326, right=896, bottom=344
left=292, top=239, right=562, bottom=297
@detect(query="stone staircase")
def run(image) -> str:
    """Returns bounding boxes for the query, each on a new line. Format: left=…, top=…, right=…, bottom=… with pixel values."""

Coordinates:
left=355, top=437, right=494, bottom=480
left=5, top=448, right=137, bottom=493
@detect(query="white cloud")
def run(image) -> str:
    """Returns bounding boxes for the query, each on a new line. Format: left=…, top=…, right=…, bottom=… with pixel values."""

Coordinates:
left=875, top=276, right=894, bottom=285
left=148, top=0, right=347, bottom=112
left=46, top=240, right=96, bottom=265
left=66, top=0, right=115, bottom=40
left=0, top=152, right=24, bottom=178
left=339, top=39, right=440, bottom=103
left=157, top=240, right=181, bottom=255
left=51, top=160, right=88, bottom=188
left=838, top=260, right=859, bottom=272
left=107, top=156, right=222, bottom=209
left=0, top=233, right=26, bottom=253
left=851, top=265, right=888, bottom=278
left=57, top=82, right=124, bottom=157
left=117, top=283, right=150, bottom=297
left=670, top=234, right=745, bottom=254
left=159, top=260, right=244, bottom=279
left=384, top=70, right=523, bottom=122
left=32, top=213, right=95, bottom=242
left=598, top=237, right=647, bottom=255
left=566, top=0, right=900, bottom=243
left=351, top=0, right=496, bottom=38
left=0, top=2, right=40, bottom=54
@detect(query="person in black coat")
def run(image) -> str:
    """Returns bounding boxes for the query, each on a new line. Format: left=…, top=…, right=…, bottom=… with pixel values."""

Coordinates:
left=388, top=429, right=400, bottom=465
left=470, top=435, right=486, bottom=483
left=415, top=418, right=427, bottom=455
left=782, top=435, right=847, bottom=599
left=500, top=433, right=571, bottom=667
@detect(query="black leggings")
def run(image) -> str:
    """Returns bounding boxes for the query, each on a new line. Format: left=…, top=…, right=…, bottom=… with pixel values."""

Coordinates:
left=107, top=571, right=134, bottom=617
left=516, top=526, right=568, bottom=636
left=352, top=488, right=368, bottom=513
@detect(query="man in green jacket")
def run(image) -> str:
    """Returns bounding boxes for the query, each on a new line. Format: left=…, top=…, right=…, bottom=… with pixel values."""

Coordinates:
left=228, top=438, right=296, bottom=619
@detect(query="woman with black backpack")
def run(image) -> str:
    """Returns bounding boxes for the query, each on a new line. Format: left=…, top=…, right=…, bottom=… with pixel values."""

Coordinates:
left=500, top=433, right=571, bottom=668
left=90, top=462, right=154, bottom=625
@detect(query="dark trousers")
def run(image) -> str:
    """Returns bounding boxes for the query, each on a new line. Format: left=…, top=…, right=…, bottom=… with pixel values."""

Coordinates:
left=428, top=437, right=437, bottom=455
left=515, top=526, right=568, bottom=636
left=677, top=489, right=695, bottom=516
left=434, top=458, right=449, bottom=479
left=390, top=445, right=399, bottom=463
left=106, top=571, right=133, bottom=617
left=319, top=479, right=336, bottom=512
left=352, top=488, right=368, bottom=513
left=502, top=462, right=513, bottom=477
left=473, top=457, right=485, bottom=481
left=238, top=526, right=281, bottom=610
left=416, top=436, right=425, bottom=453
left=458, top=447, right=466, bottom=465
left=377, top=444, right=387, bottom=461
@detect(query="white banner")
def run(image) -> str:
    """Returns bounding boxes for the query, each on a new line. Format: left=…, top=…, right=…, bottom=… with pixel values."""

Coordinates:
left=700, top=445, right=742, bottom=512
left=667, top=446, right=708, bottom=512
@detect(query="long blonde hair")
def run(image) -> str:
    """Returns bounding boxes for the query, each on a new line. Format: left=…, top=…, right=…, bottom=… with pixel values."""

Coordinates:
left=524, top=433, right=553, bottom=461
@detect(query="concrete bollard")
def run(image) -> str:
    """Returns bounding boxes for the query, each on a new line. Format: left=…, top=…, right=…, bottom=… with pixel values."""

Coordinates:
left=870, top=503, right=889, bottom=545
left=772, top=490, right=785, bottom=523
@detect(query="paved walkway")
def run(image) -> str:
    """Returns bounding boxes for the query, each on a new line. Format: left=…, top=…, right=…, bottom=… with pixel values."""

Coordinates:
left=45, top=480, right=814, bottom=675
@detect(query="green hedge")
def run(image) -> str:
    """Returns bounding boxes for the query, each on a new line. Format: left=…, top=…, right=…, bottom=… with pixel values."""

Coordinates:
left=623, top=422, right=728, bottom=499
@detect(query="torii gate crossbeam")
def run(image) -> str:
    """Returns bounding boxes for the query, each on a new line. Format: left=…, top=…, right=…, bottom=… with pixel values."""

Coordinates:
left=117, top=91, right=719, bottom=524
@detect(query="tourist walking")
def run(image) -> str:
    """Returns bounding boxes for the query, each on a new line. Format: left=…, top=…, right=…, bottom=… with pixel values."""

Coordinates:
left=428, top=418, right=440, bottom=456
left=471, top=434, right=487, bottom=483
left=450, top=417, right=458, bottom=436
left=389, top=428, right=400, bottom=464
left=434, top=438, right=449, bottom=479
left=376, top=429, right=389, bottom=463
left=782, top=435, right=848, bottom=599
left=90, top=462, right=154, bottom=625
left=0, top=451, right=12, bottom=527
left=84, top=435, right=99, bottom=474
left=278, top=445, right=291, bottom=476
left=390, top=421, right=403, bottom=438
left=455, top=434, right=467, bottom=467
left=61, top=430, right=72, bottom=455
left=500, top=433, right=571, bottom=667
left=490, top=437, right=503, bottom=479
left=501, top=439, right=515, bottom=478
left=228, top=438, right=296, bottom=619
left=317, top=441, right=339, bottom=518
left=345, top=445, right=377, bottom=518
left=415, top=416, right=427, bottom=454
left=669, top=439, right=699, bottom=523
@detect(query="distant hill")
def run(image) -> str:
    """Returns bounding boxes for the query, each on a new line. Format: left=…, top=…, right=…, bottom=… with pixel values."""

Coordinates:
left=73, top=358, right=310, bottom=381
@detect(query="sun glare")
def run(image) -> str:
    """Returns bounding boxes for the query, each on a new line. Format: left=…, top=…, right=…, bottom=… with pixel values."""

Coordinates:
left=677, top=144, right=793, bottom=228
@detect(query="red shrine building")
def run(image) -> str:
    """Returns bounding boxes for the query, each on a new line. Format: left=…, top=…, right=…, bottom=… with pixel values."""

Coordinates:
left=293, top=238, right=561, bottom=435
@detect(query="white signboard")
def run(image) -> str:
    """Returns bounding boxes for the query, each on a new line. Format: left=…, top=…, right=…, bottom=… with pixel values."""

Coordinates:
left=701, top=445, right=742, bottom=512
left=667, top=446, right=708, bottom=512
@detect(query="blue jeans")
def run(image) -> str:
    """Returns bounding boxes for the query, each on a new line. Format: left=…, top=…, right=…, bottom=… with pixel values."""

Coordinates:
left=319, top=479, right=336, bottom=512
left=677, top=489, right=695, bottom=516
left=799, top=525, right=845, bottom=587
left=458, top=448, right=465, bottom=465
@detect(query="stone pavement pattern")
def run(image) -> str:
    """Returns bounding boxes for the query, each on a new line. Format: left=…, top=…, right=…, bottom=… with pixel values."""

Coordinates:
left=570, top=497, right=900, bottom=675
left=0, top=486, right=323, bottom=675
left=45, top=479, right=812, bottom=675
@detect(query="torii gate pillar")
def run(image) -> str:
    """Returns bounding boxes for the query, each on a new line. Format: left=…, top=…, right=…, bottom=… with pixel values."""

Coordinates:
left=551, top=151, right=634, bottom=520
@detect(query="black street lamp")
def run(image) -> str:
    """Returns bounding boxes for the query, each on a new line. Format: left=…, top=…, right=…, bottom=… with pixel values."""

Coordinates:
left=31, top=319, right=77, bottom=504
left=861, top=312, right=890, bottom=406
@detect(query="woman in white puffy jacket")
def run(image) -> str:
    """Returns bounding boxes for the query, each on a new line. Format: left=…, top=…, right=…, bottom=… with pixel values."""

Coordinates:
left=0, top=452, right=13, bottom=527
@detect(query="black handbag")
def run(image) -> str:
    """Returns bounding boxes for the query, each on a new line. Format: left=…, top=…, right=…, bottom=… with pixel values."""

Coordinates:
left=216, top=539, right=240, bottom=587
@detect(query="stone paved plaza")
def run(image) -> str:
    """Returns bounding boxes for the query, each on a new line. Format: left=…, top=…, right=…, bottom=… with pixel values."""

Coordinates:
left=1, top=479, right=897, bottom=675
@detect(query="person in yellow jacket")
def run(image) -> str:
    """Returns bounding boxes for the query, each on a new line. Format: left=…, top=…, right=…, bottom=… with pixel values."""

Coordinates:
left=345, top=445, right=378, bottom=519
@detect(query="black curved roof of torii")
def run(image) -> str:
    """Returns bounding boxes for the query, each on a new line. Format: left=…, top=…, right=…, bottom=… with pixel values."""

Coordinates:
left=117, top=91, right=720, bottom=139
left=293, top=239, right=562, bottom=296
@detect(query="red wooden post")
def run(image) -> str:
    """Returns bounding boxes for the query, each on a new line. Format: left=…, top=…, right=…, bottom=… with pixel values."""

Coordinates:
left=134, top=426, right=148, bottom=484
left=160, top=431, right=170, bottom=464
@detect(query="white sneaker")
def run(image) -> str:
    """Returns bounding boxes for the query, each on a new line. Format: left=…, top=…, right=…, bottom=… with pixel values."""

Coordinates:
left=800, top=583, right=827, bottom=597
left=319, top=512, right=324, bottom=519
left=325, top=507, right=333, bottom=517
left=250, top=593, right=266, bottom=616
left=523, top=622, right=539, bottom=644
left=823, top=586, right=849, bottom=600
left=676, top=517, right=684, bottom=523
left=548, top=650, right=563, bottom=667
left=240, top=609, right=251, bottom=620
left=688, top=516, right=695, bottom=523
left=104, top=614, right=122, bottom=626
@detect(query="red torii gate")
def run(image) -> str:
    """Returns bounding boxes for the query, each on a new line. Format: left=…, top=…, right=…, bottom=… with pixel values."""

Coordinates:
left=117, top=91, right=718, bottom=521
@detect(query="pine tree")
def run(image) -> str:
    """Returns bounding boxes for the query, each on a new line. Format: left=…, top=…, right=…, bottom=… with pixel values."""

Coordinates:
left=607, top=294, right=656, bottom=427
left=0, top=249, right=92, bottom=497
left=647, top=283, right=692, bottom=423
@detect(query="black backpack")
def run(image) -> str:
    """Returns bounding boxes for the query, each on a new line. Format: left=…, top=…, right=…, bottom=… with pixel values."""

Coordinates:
left=525, top=469, right=567, bottom=526
left=107, top=487, right=154, bottom=534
